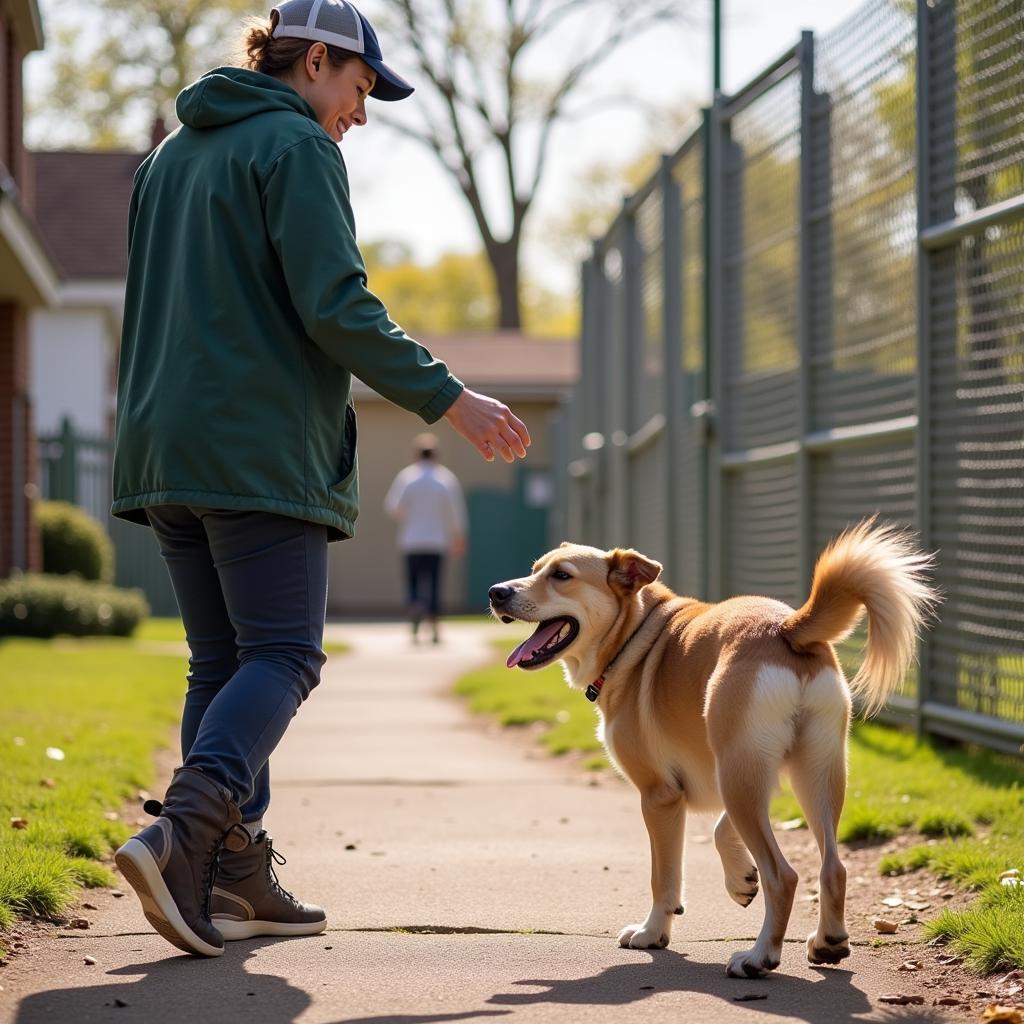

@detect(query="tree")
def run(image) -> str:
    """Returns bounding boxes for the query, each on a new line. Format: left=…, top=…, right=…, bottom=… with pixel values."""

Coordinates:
left=372, top=0, right=687, bottom=329
left=362, top=241, right=578, bottom=336
left=28, top=0, right=251, bottom=149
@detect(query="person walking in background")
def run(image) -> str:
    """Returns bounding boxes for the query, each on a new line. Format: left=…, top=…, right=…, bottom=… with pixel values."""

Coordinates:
left=109, top=0, right=529, bottom=960
left=385, top=433, right=467, bottom=644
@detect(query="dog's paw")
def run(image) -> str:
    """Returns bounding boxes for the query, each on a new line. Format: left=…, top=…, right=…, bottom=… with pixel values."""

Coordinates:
left=806, top=931, right=851, bottom=966
left=617, top=922, right=669, bottom=950
left=726, top=947, right=780, bottom=978
left=725, top=865, right=759, bottom=907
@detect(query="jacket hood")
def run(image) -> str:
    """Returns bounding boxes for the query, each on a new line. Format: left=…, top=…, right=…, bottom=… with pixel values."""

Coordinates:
left=176, top=67, right=319, bottom=129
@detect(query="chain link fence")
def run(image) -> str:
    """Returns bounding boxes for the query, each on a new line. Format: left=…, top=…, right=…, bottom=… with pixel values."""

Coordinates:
left=561, top=0, right=1024, bottom=754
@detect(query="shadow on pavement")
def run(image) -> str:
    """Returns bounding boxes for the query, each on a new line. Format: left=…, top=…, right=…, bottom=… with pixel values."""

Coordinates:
left=13, top=944, right=310, bottom=1024
left=483, top=951, right=949, bottom=1024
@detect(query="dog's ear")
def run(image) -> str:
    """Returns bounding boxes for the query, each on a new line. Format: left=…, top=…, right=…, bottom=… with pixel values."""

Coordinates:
left=608, top=549, right=663, bottom=594
left=559, top=541, right=573, bottom=548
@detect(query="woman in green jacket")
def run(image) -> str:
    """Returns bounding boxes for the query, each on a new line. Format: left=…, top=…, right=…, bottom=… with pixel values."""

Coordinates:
left=112, top=0, right=530, bottom=958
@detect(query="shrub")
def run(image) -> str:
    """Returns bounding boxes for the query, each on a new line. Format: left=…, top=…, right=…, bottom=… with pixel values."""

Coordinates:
left=0, top=573, right=148, bottom=638
left=38, top=501, right=114, bottom=583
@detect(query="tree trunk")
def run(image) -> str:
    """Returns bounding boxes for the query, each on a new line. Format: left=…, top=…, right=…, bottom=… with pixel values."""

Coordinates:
left=487, top=239, right=522, bottom=330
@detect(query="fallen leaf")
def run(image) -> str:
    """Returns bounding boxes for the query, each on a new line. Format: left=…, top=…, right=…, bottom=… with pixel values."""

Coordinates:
left=882, top=896, right=904, bottom=908
left=982, top=1006, right=1024, bottom=1024
left=873, top=919, right=899, bottom=934
left=10, top=817, right=28, bottom=830
left=879, top=994, right=925, bottom=1005
left=45, top=747, right=65, bottom=761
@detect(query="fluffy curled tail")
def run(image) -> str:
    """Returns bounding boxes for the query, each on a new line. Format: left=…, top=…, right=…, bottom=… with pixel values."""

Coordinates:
left=780, top=519, right=939, bottom=716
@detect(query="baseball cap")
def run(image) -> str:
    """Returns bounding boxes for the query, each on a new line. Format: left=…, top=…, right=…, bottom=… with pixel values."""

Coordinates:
left=270, top=0, right=414, bottom=101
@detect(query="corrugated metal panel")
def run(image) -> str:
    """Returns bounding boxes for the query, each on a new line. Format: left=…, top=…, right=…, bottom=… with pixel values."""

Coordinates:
left=724, top=461, right=801, bottom=606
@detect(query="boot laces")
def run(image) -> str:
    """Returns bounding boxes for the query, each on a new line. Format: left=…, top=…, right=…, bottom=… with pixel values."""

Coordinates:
left=265, top=839, right=298, bottom=904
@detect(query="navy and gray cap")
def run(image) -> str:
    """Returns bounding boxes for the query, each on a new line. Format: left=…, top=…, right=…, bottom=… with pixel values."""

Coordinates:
left=270, top=0, right=414, bottom=101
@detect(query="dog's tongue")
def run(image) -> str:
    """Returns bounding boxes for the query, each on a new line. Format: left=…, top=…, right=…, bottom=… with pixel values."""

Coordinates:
left=507, top=621, right=564, bottom=668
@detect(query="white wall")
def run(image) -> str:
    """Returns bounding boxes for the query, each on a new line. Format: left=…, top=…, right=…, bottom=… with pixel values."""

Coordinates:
left=30, top=305, right=113, bottom=438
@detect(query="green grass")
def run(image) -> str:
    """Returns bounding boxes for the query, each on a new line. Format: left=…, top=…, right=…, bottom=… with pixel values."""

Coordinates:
left=455, top=642, right=1024, bottom=972
left=134, top=617, right=350, bottom=654
left=455, top=638, right=608, bottom=766
left=132, top=616, right=187, bottom=642
left=0, top=636, right=188, bottom=954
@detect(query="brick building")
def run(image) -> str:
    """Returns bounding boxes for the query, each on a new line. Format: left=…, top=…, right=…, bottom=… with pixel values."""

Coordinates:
left=0, top=0, right=58, bottom=577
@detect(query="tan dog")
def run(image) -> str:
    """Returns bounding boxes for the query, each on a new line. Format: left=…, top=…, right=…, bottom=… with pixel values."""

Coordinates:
left=488, top=519, right=937, bottom=978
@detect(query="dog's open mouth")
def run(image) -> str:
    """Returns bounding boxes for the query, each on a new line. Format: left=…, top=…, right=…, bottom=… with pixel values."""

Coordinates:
left=505, top=618, right=579, bottom=670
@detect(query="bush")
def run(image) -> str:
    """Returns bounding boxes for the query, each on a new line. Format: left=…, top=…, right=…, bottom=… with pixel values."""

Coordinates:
left=0, top=573, right=148, bottom=638
left=38, top=501, right=114, bottom=583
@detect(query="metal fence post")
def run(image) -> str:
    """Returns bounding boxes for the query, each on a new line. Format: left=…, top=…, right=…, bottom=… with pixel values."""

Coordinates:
left=914, top=0, right=933, bottom=738
left=797, top=31, right=816, bottom=591
left=706, top=98, right=726, bottom=601
left=660, top=154, right=683, bottom=586
left=608, top=204, right=637, bottom=544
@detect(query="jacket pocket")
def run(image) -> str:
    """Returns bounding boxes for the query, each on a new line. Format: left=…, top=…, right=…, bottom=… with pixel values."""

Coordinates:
left=338, top=401, right=357, bottom=483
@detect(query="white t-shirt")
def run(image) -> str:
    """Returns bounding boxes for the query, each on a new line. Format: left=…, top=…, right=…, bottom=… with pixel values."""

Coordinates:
left=384, top=461, right=467, bottom=553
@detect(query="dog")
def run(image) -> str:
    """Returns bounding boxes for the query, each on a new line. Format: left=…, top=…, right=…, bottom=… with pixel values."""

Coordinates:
left=488, top=519, right=937, bottom=978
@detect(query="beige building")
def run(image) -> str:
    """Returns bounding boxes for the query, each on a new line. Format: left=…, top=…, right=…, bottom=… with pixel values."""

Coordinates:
left=330, top=331, right=576, bottom=616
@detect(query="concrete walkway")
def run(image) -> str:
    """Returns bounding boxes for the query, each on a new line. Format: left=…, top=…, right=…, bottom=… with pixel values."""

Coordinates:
left=1, top=622, right=954, bottom=1023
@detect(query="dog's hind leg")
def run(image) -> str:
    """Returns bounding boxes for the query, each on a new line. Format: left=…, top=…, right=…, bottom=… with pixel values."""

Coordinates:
left=714, top=812, right=759, bottom=907
left=788, top=669, right=852, bottom=966
left=711, top=665, right=801, bottom=978
left=618, top=781, right=686, bottom=950
left=718, top=766, right=798, bottom=978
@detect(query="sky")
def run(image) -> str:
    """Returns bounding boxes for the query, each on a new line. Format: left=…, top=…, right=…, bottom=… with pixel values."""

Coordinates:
left=26, top=0, right=868, bottom=295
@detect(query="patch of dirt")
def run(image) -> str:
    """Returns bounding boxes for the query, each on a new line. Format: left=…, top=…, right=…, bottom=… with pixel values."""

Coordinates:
left=775, top=827, right=1024, bottom=1018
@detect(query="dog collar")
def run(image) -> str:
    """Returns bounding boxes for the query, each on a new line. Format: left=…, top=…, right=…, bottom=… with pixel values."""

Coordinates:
left=584, top=605, right=659, bottom=703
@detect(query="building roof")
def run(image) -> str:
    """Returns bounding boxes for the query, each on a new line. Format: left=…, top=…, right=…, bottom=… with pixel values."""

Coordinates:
left=31, top=151, right=143, bottom=281
left=353, top=331, right=578, bottom=398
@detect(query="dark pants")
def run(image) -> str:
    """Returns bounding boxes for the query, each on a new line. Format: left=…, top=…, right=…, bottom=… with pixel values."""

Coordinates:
left=146, top=506, right=328, bottom=822
left=404, top=552, right=443, bottom=617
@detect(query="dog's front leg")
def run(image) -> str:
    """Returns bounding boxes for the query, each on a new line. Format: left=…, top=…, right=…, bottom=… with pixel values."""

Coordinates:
left=618, top=783, right=686, bottom=950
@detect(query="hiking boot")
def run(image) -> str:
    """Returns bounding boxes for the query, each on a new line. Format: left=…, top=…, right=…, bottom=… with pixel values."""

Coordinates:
left=211, top=831, right=327, bottom=940
left=114, top=766, right=250, bottom=957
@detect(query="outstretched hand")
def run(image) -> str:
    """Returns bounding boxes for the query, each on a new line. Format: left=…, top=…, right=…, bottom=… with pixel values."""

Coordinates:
left=443, top=388, right=531, bottom=463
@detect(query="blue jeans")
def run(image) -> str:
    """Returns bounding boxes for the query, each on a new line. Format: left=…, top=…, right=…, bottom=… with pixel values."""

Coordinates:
left=146, top=506, right=328, bottom=822
left=405, top=552, right=443, bottom=616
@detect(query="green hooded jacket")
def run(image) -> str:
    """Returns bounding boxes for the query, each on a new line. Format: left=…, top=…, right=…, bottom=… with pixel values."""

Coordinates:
left=111, top=67, right=464, bottom=540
